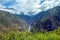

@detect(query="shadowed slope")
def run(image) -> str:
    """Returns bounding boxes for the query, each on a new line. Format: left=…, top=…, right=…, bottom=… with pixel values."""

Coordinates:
left=30, top=6, right=60, bottom=32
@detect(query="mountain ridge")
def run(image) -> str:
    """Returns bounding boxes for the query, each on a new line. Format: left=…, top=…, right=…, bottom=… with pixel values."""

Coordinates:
left=29, top=6, right=60, bottom=32
left=0, top=10, right=28, bottom=31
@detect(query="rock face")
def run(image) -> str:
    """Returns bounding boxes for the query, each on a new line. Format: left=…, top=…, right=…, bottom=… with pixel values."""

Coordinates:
left=0, top=10, right=28, bottom=31
left=30, top=6, right=60, bottom=32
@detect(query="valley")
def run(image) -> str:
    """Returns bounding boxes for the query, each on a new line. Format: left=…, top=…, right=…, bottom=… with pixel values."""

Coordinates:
left=0, top=6, right=60, bottom=40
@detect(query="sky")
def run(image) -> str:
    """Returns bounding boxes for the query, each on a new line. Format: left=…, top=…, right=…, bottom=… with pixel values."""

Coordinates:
left=0, top=0, right=60, bottom=15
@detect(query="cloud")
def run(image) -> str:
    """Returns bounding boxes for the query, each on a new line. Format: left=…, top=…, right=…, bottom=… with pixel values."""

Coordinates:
left=0, top=4, right=15, bottom=14
left=0, top=5, right=6, bottom=8
left=9, top=0, right=60, bottom=15
left=0, top=0, right=60, bottom=15
left=40, top=0, right=60, bottom=11
left=12, top=0, right=41, bottom=15
left=0, top=0, right=16, bottom=14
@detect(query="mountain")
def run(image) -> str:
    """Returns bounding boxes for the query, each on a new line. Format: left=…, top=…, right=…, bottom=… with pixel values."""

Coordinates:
left=0, top=10, right=28, bottom=31
left=30, top=6, right=60, bottom=32
left=17, top=14, right=32, bottom=24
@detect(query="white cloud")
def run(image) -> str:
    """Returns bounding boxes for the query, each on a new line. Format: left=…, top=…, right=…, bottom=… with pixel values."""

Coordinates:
left=8, top=0, right=41, bottom=15
left=0, top=5, right=15, bottom=14
left=40, top=0, right=60, bottom=11
left=0, top=0, right=60, bottom=15
left=9, top=0, right=60, bottom=15
left=0, top=8, right=15, bottom=13
left=0, top=0, right=16, bottom=14
left=0, top=5, right=6, bottom=8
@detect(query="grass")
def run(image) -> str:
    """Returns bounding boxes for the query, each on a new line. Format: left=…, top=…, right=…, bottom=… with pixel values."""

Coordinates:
left=0, top=27, right=60, bottom=40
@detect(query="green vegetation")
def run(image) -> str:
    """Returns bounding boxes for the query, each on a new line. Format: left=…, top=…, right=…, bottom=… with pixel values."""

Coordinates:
left=0, top=27, right=60, bottom=40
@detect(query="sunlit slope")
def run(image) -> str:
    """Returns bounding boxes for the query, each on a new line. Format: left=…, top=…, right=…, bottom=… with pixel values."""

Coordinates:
left=0, top=10, right=28, bottom=31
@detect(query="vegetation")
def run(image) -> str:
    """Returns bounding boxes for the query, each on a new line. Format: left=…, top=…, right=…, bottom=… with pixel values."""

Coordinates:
left=0, top=7, right=60, bottom=40
left=0, top=27, right=60, bottom=40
